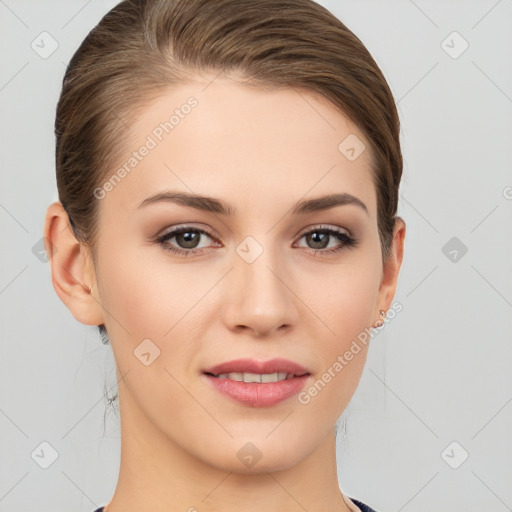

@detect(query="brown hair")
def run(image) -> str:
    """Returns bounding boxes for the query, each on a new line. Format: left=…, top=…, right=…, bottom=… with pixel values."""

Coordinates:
left=56, top=0, right=403, bottom=335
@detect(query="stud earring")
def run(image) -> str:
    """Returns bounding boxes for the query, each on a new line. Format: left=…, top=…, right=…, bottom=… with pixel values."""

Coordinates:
left=374, top=309, right=386, bottom=328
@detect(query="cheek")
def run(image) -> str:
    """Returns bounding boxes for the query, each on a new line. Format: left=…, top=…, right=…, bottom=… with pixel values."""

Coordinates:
left=94, top=249, right=201, bottom=400
left=306, top=257, right=380, bottom=400
left=312, top=257, right=381, bottom=338
left=298, top=278, right=375, bottom=422
left=98, top=243, right=203, bottom=339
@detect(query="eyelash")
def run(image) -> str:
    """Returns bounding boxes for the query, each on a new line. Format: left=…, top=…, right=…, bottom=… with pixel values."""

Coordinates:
left=154, top=224, right=358, bottom=258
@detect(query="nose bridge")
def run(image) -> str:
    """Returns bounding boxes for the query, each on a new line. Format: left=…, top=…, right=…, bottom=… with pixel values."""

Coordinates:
left=225, top=235, right=298, bottom=335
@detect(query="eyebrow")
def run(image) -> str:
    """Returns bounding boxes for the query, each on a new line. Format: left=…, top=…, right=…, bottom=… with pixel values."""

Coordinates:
left=137, top=191, right=368, bottom=216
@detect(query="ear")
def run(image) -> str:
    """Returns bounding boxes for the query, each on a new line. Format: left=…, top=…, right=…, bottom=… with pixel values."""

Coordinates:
left=375, top=217, right=406, bottom=315
left=43, top=201, right=105, bottom=326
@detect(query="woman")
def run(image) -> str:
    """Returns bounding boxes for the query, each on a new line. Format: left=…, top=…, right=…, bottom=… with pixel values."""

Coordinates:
left=44, top=0, right=405, bottom=510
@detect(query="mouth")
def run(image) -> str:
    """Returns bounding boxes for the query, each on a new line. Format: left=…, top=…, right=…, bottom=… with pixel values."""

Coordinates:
left=201, top=358, right=311, bottom=407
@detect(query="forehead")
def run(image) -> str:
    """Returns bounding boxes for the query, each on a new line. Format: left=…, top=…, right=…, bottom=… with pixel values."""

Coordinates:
left=99, top=75, right=377, bottom=220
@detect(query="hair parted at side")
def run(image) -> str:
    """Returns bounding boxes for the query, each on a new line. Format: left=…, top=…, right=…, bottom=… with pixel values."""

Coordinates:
left=55, top=0, right=403, bottom=340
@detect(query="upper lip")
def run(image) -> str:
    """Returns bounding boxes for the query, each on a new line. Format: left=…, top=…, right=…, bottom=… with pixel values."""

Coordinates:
left=203, top=358, right=309, bottom=376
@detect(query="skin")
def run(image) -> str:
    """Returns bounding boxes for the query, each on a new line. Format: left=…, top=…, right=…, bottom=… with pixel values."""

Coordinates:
left=44, top=72, right=405, bottom=512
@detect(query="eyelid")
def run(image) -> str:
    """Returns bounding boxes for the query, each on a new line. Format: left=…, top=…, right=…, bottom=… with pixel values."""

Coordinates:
left=295, top=223, right=351, bottom=238
left=157, top=223, right=217, bottom=239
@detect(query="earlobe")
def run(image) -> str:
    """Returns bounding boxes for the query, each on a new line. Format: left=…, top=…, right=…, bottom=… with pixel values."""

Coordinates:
left=43, top=201, right=105, bottom=327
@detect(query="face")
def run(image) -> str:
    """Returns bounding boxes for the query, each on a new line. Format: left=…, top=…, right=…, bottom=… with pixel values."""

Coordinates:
left=89, top=73, right=385, bottom=473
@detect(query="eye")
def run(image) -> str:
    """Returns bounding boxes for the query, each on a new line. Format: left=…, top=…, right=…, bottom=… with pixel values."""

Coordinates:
left=294, top=225, right=358, bottom=255
left=155, top=226, right=219, bottom=257
left=154, top=224, right=357, bottom=257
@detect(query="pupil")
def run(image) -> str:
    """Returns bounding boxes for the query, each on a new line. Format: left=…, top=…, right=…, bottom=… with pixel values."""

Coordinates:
left=309, top=232, right=328, bottom=249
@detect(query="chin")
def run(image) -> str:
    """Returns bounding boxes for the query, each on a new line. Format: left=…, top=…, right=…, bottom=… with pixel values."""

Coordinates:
left=207, top=436, right=310, bottom=474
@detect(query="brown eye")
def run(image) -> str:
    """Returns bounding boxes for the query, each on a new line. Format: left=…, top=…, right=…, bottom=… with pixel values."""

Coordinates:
left=305, top=231, right=330, bottom=249
left=173, top=230, right=202, bottom=249
left=296, top=226, right=357, bottom=255
left=155, top=227, right=218, bottom=256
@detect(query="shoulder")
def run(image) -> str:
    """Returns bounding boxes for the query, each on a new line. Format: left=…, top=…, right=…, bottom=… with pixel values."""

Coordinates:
left=91, top=501, right=378, bottom=512
left=349, top=497, right=380, bottom=512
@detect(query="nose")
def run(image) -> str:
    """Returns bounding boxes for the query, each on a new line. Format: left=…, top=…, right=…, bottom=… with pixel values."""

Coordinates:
left=221, top=244, right=300, bottom=337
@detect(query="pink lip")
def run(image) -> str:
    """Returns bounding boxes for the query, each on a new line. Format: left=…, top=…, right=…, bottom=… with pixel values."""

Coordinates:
left=203, top=374, right=310, bottom=407
left=202, top=358, right=311, bottom=407
left=203, top=358, right=309, bottom=376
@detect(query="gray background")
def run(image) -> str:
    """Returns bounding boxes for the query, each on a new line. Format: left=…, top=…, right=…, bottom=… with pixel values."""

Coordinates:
left=1, top=1, right=511, bottom=511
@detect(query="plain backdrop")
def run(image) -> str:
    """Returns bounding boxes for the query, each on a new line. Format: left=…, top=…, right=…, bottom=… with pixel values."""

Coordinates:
left=1, top=1, right=511, bottom=511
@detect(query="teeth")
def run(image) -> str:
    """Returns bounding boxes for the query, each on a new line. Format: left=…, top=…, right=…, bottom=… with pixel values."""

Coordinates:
left=215, top=372, right=291, bottom=383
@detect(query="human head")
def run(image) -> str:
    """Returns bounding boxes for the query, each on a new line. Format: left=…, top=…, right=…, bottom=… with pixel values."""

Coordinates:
left=56, top=0, right=402, bottom=267
left=45, top=0, right=405, bottom=483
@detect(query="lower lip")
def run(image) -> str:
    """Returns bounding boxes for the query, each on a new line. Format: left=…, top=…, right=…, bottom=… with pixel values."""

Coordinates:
left=203, top=373, right=310, bottom=407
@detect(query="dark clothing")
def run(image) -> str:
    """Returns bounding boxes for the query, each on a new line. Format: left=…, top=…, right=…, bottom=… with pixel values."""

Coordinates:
left=351, top=497, right=379, bottom=512
left=92, top=497, right=378, bottom=512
